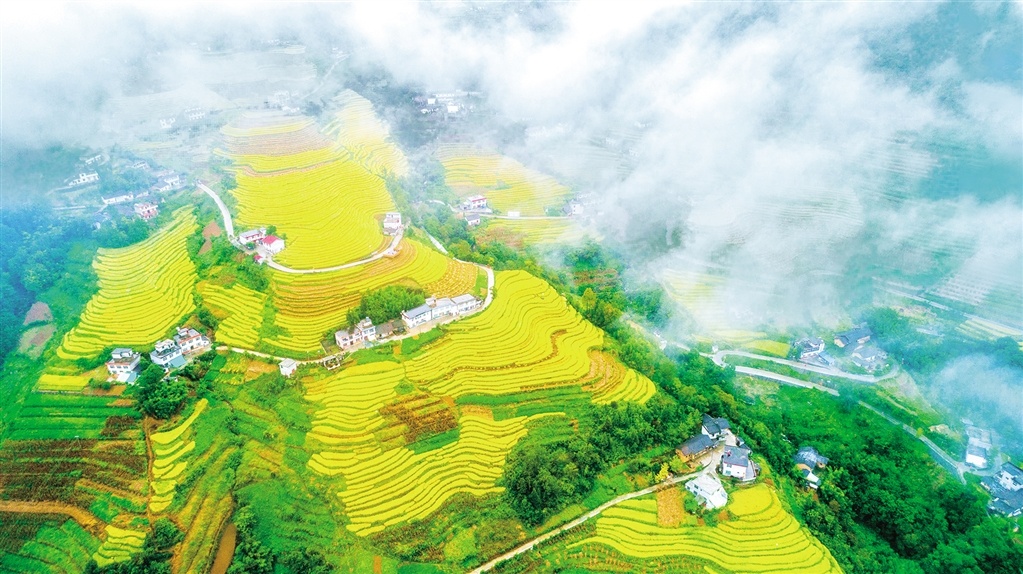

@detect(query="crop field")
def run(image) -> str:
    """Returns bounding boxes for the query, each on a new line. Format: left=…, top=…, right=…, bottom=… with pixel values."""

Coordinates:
left=92, top=525, right=145, bottom=567
left=266, top=240, right=478, bottom=352
left=742, top=340, right=791, bottom=357
left=325, top=90, right=409, bottom=178
left=57, top=208, right=198, bottom=360
left=198, top=282, right=266, bottom=348
left=3, top=393, right=140, bottom=441
left=436, top=144, right=572, bottom=216
left=221, top=113, right=332, bottom=157
left=305, top=361, right=548, bottom=536
left=401, top=271, right=654, bottom=401
left=477, top=218, right=591, bottom=248
left=149, top=399, right=208, bottom=513
left=231, top=158, right=394, bottom=269
left=35, top=374, right=91, bottom=393
left=0, top=518, right=99, bottom=574
left=567, top=484, right=841, bottom=573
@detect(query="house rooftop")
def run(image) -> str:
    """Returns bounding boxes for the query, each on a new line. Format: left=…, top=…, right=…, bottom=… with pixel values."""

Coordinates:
left=452, top=294, right=476, bottom=304
left=404, top=303, right=433, bottom=318
left=722, top=445, right=751, bottom=467
left=279, top=358, right=298, bottom=368
left=794, top=446, right=829, bottom=468
left=262, top=235, right=282, bottom=244
left=677, top=434, right=714, bottom=457
left=702, top=413, right=731, bottom=436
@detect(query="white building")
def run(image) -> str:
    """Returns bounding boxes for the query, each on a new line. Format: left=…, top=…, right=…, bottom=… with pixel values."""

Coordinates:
left=452, top=294, right=479, bottom=314
left=401, top=303, right=434, bottom=330
left=431, top=298, right=456, bottom=320
left=465, top=195, right=488, bottom=210
left=70, top=172, right=100, bottom=187
left=721, top=445, right=758, bottom=482
left=151, top=339, right=185, bottom=369
left=174, top=326, right=211, bottom=355
left=159, top=117, right=177, bottom=129
left=260, top=236, right=285, bottom=255
left=134, top=202, right=158, bottom=221
left=279, top=358, right=298, bottom=378
left=105, top=348, right=140, bottom=375
left=686, top=474, right=728, bottom=510
left=102, top=193, right=135, bottom=205
left=238, top=228, right=267, bottom=245
left=966, top=445, right=989, bottom=469
left=465, top=213, right=481, bottom=227
left=334, top=317, right=377, bottom=348
left=383, top=212, right=402, bottom=235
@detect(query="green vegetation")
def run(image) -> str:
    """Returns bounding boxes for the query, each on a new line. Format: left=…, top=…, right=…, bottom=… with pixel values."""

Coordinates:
left=84, top=519, right=183, bottom=574
left=346, top=284, right=426, bottom=327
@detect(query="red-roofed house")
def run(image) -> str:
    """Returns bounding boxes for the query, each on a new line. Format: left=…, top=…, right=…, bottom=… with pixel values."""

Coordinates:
left=133, top=202, right=158, bottom=221
left=465, top=195, right=488, bottom=210
left=261, top=236, right=285, bottom=254
left=254, top=254, right=266, bottom=265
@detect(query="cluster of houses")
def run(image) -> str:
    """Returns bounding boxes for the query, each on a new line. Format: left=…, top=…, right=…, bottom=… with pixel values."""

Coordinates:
left=793, top=325, right=888, bottom=372
left=157, top=107, right=212, bottom=132
left=981, top=462, right=1023, bottom=518
left=104, top=326, right=212, bottom=383
left=678, top=414, right=761, bottom=510
left=332, top=294, right=482, bottom=351
left=414, top=90, right=481, bottom=116
left=237, top=228, right=286, bottom=264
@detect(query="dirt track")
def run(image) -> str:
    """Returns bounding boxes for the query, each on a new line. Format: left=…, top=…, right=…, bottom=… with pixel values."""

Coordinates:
left=0, top=499, right=103, bottom=534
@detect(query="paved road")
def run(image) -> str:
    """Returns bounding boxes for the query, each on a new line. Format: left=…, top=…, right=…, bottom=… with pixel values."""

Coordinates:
left=857, top=401, right=966, bottom=483
left=480, top=213, right=570, bottom=221
left=732, top=366, right=840, bottom=396
left=265, top=228, right=404, bottom=274
left=197, top=182, right=235, bottom=238
left=468, top=470, right=700, bottom=574
left=425, top=232, right=449, bottom=254
left=710, top=349, right=899, bottom=383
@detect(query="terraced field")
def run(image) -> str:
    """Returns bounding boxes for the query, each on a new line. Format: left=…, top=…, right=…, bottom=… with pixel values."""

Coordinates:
left=267, top=240, right=477, bottom=352
left=304, top=271, right=654, bottom=535
left=92, top=525, right=145, bottom=567
left=0, top=518, right=99, bottom=574
left=568, top=484, right=841, bottom=573
left=325, top=89, right=409, bottom=178
left=35, top=374, right=91, bottom=393
left=437, top=144, right=573, bottom=216
left=198, top=282, right=266, bottom=348
left=149, top=399, right=208, bottom=513
left=3, top=393, right=140, bottom=441
left=478, top=218, right=591, bottom=248
left=57, top=208, right=198, bottom=360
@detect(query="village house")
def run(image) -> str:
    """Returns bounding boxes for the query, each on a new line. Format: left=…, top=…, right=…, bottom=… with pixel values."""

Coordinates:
left=563, top=201, right=584, bottom=216
left=174, top=326, right=211, bottom=355
left=401, top=303, right=434, bottom=330
left=686, top=474, right=728, bottom=510
left=238, top=228, right=267, bottom=245
left=463, top=195, right=488, bottom=211
left=981, top=463, right=1023, bottom=518
left=795, top=337, right=825, bottom=361
left=153, top=173, right=183, bottom=193
left=133, top=202, right=159, bottom=221
left=430, top=298, right=457, bottom=320
left=794, top=446, right=829, bottom=489
left=834, top=326, right=872, bottom=348
left=105, top=348, right=141, bottom=383
left=966, top=445, right=989, bottom=469
left=279, top=358, right=298, bottom=378
left=184, top=107, right=206, bottom=121
left=465, top=213, right=481, bottom=227
left=132, top=160, right=150, bottom=171
left=82, top=153, right=104, bottom=166
left=334, top=317, right=377, bottom=349
left=102, top=193, right=134, bottom=206
left=701, top=414, right=732, bottom=441
left=159, top=117, right=177, bottom=129
left=676, top=433, right=714, bottom=462
left=260, top=235, right=286, bottom=255
left=850, top=345, right=887, bottom=371
left=375, top=320, right=399, bottom=340
left=720, top=445, right=758, bottom=482
left=69, top=172, right=100, bottom=187
left=383, top=212, right=403, bottom=235
left=150, top=339, right=186, bottom=369
left=965, top=424, right=993, bottom=469
left=453, top=294, right=480, bottom=314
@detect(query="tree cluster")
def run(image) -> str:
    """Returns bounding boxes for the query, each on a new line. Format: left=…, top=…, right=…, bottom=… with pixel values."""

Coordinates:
left=84, top=518, right=183, bottom=574
left=346, top=284, right=426, bottom=327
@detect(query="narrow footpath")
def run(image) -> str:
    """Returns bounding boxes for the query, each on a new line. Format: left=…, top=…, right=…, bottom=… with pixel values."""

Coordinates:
left=264, top=229, right=404, bottom=274
left=197, top=182, right=235, bottom=239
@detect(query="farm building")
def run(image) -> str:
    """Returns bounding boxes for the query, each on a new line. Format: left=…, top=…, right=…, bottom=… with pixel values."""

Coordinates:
left=261, top=235, right=286, bottom=255
left=721, top=445, right=758, bottom=482
left=238, top=228, right=267, bottom=244
left=465, top=213, right=481, bottom=226
left=102, top=193, right=134, bottom=205
left=795, top=446, right=829, bottom=489
left=981, top=463, right=1023, bottom=517
left=431, top=298, right=457, bottom=320
left=701, top=413, right=732, bottom=441
left=174, top=326, right=211, bottom=355
left=966, top=445, right=989, bottom=469
left=795, top=337, right=825, bottom=360
left=453, top=294, right=480, bottom=314
left=68, top=172, right=100, bottom=187
left=334, top=317, right=377, bottom=349
left=279, top=358, right=298, bottom=378
left=383, top=212, right=403, bottom=235
left=464, top=195, right=488, bottom=210
left=850, top=345, right=887, bottom=371
left=105, top=348, right=141, bottom=383
left=376, top=320, right=399, bottom=340
left=676, top=434, right=714, bottom=461
left=834, top=326, right=872, bottom=348
left=401, top=304, right=433, bottom=329
left=686, top=474, right=728, bottom=510
left=134, top=202, right=159, bottom=221
left=151, top=339, right=186, bottom=369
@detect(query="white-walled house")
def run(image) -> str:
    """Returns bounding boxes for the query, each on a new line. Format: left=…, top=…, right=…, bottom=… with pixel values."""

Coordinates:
left=102, top=193, right=134, bottom=205
left=69, top=172, right=100, bottom=187
left=238, top=228, right=267, bottom=245
left=174, top=327, right=211, bottom=355
left=279, top=358, right=298, bottom=378
left=260, top=236, right=285, bottom=255
left=686, top=474, right=728, bottom=510
left=431, top=298, right=457, bottom=320
left=464, top=195, right=488, bottom=210
left=452, top=294, right=479, bottom=314
left=151, top=339, right=185, bottom=369
left=721, top=445, right=758, bottom=482
left=402, top=304, right=433, bottom=330
left=106, top=348, right=141, bottom=379
left=334, top=318, right=378, bottom=348
left=383, top=212, right=403, bottom=235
